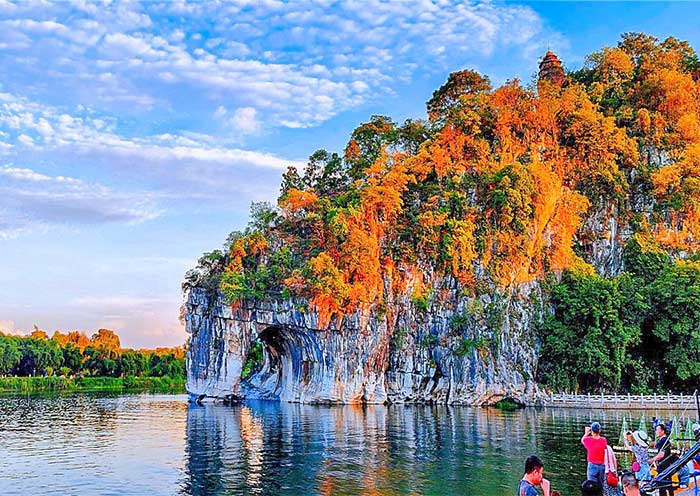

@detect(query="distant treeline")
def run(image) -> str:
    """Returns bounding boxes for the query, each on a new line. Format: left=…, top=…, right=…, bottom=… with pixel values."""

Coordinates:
left=0, top=376, right=185, bottom=393
left=0, top=327, right=185, bottom=379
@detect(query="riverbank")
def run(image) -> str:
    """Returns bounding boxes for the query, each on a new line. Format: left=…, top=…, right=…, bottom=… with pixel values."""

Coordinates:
left=0, top=376, right=186, bottom=393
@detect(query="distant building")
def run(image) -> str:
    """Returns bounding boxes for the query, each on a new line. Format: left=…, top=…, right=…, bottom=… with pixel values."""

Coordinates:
left=538, top=51, right=565, bottom=87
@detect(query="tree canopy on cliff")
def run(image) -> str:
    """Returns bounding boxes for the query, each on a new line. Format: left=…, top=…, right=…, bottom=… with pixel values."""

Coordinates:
left=188, top=33, right=700, bottom=393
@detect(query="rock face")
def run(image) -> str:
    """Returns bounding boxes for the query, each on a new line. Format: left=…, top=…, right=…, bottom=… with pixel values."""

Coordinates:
left=185, top=279, right=544, bottom=405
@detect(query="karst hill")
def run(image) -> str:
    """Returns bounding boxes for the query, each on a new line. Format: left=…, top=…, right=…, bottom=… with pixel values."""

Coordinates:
left=183, top=33, right=700, bottom=404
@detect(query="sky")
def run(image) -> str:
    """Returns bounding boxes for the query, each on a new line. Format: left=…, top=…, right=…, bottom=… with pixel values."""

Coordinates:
left=1, top=1, right=699, bottom=348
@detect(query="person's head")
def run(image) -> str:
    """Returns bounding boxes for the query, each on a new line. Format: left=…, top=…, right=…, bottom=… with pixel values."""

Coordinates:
left=580, top=479, right=603, bottom=496
left=632, top=430, right=649, bottom=448
left=656, top=423, right=669, bottom=438
left=524, top=455, right=544, bottom=483
left=591, top=422, right=601, bottom=435
left=622, top=473, right=640, bottom=495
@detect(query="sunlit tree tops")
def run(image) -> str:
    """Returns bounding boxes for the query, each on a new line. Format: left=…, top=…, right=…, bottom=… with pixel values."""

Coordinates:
left=208, top=33, right=700, bottom=329
left=1, top=327, right=185, bottom=359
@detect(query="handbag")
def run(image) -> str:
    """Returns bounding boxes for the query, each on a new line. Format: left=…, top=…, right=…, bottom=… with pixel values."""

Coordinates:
left=607, top=470, right=619, bottom=487
left=632, top=461, right=641, bottom=472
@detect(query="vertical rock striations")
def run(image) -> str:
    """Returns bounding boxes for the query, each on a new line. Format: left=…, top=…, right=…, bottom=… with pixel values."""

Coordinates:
left=185, top=279, right=543, bottom=405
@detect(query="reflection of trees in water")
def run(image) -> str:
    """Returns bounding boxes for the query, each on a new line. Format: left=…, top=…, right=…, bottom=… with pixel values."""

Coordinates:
left=181, top=403, right=694, bottom=496
left=181, top=403, right=545, bottom=495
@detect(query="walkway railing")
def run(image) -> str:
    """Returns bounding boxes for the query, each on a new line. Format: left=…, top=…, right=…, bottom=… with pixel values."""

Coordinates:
left=545, top=392, right=699, bottom=409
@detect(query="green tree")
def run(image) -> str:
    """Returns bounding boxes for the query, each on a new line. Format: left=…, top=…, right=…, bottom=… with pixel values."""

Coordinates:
left=62, top=343, right=83, bottom=374
left=647, top=261, right=700, bottom=386
left=624, top=234, right=671, bottom=283
left=537, top=270, right=642, bottom=392
left=279, top=166, right=303, bottom=199
left=426, top=70, right=491, bottom=127
left=344, top=115, right=396, bottom=180
left=302, top=149, right=349, bottom=196
left=0, top=336, right=21, bottom=375
left=17, top=338, right=63, bottom=376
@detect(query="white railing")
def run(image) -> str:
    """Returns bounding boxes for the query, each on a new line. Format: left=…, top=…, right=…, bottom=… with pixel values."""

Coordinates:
left=546, top=392, right=699, bottom=409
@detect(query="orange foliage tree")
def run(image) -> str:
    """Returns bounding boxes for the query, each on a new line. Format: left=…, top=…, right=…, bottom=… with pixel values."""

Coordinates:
left=213, top=32, right=700, bottom=328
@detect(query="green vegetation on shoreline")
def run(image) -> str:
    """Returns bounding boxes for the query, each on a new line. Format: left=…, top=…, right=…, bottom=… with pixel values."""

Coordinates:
left=0, top=328, right=185, bottom=382
left=0, top=375, right=186, bottom=393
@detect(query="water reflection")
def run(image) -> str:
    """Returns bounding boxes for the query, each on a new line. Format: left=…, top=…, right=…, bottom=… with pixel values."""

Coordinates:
left=182, top=402, right=699, bottom=496
left=0, top=393, right=693, bottom=496
left=182, top=403, right=592, bottom=495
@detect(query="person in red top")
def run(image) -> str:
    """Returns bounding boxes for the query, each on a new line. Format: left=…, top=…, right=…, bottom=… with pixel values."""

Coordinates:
left=582, top=422, right=607, bottom=488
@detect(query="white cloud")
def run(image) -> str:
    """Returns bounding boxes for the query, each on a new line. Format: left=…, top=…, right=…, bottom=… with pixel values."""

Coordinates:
left=0, top=320, right=15, bottom=333
left=72, top=295, right=173, bottom=309
left=0, top=164, right=162, bottom=238
left=217, top=106, right=263, bottom=136
left=0, top=165, right=50, bottom=181
left=0, top=1, right=563, bottom=129
left=0, top=92, right=304, bottom=225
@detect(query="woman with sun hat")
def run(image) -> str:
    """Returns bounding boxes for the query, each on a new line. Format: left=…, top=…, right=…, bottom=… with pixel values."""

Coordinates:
left=624, top=430, right=651, bottom=482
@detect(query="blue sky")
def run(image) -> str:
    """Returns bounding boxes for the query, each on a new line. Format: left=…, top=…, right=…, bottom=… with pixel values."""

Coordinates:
left=1, top=1, right=698, bottom=348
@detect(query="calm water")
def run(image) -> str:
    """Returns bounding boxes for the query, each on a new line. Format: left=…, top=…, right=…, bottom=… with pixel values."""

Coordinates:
left=0, top=393, right=690, bottom=495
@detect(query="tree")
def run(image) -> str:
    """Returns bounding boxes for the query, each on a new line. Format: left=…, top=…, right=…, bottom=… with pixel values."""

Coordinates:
left=66, top=331, right=91, bottom=351
left=623, top=234, right=671, bottom=283
left=91, top=329, right=121, bottom=359
left=426, top=70, right=491, bottom=126
left=0, top=337, right=21, bottom=375
left=537, top=269, right=641, bottom=392
left=279, top=166, right=303, bottom=199
left=30, top=325, right=48, bottom=340
left=17, top=338, right=63, bottom=376
left=248, top=202, right=279, bottom=233
left=647, top=261, right=700, bottom=386
left=344, top=116, right=396, bottom=180
left=62, top=343, right=83, bottom=375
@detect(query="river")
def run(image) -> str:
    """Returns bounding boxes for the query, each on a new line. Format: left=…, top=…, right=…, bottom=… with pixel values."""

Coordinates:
left=0, top=392, right=692, bottom=495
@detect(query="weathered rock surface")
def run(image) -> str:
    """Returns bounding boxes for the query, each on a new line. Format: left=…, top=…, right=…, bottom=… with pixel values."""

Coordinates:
left=185, top=279, right=544, bottom=405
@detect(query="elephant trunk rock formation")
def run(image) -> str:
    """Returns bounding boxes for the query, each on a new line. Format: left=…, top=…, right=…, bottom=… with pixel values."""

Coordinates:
left=184, top=282, right=543, bottom=405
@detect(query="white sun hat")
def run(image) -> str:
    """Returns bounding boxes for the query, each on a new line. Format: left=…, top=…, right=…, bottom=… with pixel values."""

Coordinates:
left=633, top=430, right=649, bottom=448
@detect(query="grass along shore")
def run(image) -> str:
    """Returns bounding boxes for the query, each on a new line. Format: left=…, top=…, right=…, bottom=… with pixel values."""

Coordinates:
left=0, top=375, right=186, bottom=393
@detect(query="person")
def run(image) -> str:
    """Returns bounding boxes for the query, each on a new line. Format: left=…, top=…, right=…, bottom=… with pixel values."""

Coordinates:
left=650, top=423, right=674, bottom=496
left=621, top=473, right=641, bottom=496
left=623, top=430, right=651, bottom=481
left=580, top=479, right=604, bottom=496
left=582, top=422, right=607, bottom=487
left=518, top=455, right=552, bottom=496
left=603, top=443, right=622, bottom=496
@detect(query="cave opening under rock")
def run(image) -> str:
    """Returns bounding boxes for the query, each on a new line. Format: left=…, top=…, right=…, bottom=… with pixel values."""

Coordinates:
left=239, top=325, right=319, bottom=401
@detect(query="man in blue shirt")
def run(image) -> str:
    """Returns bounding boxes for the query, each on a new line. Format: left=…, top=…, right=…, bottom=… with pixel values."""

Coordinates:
left=518, top=455, right=552, bottom=496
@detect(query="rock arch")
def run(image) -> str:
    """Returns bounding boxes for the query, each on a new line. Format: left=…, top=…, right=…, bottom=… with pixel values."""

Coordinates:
left=184, top=289, right=391, bottom=404
left=184, top=287, right=540, bottom=405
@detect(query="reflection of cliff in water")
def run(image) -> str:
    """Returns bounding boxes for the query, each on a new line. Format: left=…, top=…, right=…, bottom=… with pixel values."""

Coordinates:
left=182, top=403, right=616, bottom=495
left=181, top=402, right=694, bottom=495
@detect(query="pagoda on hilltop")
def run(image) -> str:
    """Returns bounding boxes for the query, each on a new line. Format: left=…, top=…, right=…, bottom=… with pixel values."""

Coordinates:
left=538, top=51, right=565, bottom=87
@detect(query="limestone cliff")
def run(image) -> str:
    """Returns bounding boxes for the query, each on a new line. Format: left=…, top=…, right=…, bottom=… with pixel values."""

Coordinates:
left=184, top=279, right=543, bottom=405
